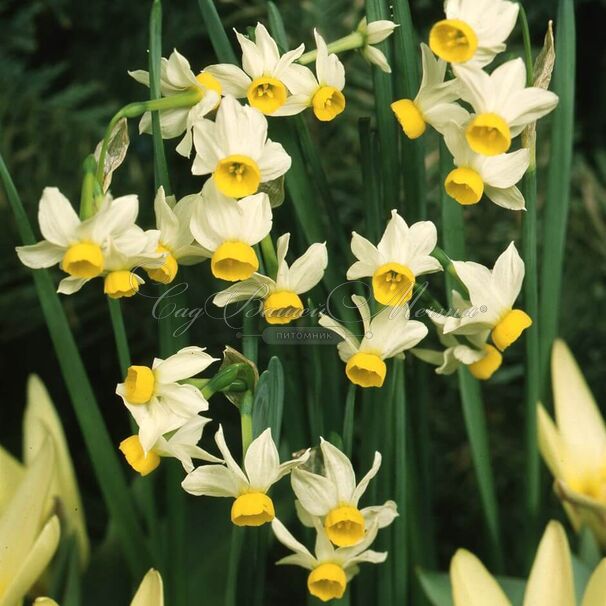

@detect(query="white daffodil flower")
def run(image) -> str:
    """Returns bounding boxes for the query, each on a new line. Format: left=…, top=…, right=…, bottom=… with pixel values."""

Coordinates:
left=272, top=517, right=388, bottom=603
left=190, top=179, right=272, bottom=282
left=453, top=58, right=559, bottom=156
left=116, top=346, right=218, bottom=452
left=291, top=439, right=397, bottom=548
left=143, top=187, right=209, bottom=285
left=205, top=23, right=304, bottom=116
left=357, top=18, right=398, bottom=73
left=129, top=49, right=221, bottom=157
left=435, top=242, right=532, bottom=352
left=276, top=30, right=346, bottom=121
left=347, top=210, right=442, bottom=306
left=213, top=233, right=327, bottom=325
left=450, top=520, right=606, bottom=606
left=391, top=43, right=468, bottom=139
left=15, top=187, right=151, bottom=295
left=429, top=0, right=519, bottom=67
left=120, top=415, right=222, bottom=476
left=442, top=123, right=530, bottom=209
left=182, top=426, right=310, bottom=527
left=413, top=291, right=503, bottom=380
left=319, top=295, right=428, bottom=388
left=538, top=340, right=606, bottom=547
left=36, top=568, right=165, bottom=606
left=0, top=439, right=60, bottom=606
left=192, top=95, right=291, bottom=198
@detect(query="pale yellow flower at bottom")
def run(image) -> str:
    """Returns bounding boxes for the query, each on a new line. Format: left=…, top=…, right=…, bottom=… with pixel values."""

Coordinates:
left=538, top=340, right=606, bottom=547
left=35, top=568, right=164, bottom=606
left=450, top=520, right=606, bottom=606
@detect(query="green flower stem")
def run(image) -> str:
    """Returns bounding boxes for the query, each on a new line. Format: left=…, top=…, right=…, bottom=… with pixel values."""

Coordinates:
left=518, top=3, right=541, bottom=553
left=260, top=234, right=279, bottom=281
left=240, top=391, right=254, bottom=455
left=342, top=384, right=356, bottom=458
left=199, top=364, right=250, bottom=399
left=107, top=298, right=131, bottom=374
left=79, top=155, right=98, bottom=220
left=298, top=31, right=365, bottom=65
left=95, top=90, right=201, bottom=186
left=431, top=245, right=469, bottom=296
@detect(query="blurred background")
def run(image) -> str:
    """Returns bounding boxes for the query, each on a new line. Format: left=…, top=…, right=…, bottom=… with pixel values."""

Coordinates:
left=1, top=0, right=605, bottom=603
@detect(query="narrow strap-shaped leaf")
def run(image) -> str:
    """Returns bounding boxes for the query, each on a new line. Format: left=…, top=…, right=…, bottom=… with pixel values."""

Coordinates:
left=197, top=0, right=238, bottom=64
left=0, top=151, right=151, bottom=578
left=539, top=0, right=576, bottom=393
left=252, top=356, right=285, bottom=443
left=342, top=383, right=356, bottom=458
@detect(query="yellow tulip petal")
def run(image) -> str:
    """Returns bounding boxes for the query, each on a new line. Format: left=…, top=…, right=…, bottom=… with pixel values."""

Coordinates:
left=0, top=438, right=55, bottom=586
left=552, top=340, right=606, bottom=467
left=23, top=375, right=89, bottom=566
left=582, top=559, right=606, bottom=606
left=523, top=521, right=575, bottom=606
left=130, top=569, right=164, bottom=606
left=450, top=549, right=511, bottom=606
left=0, top=446, right=24, bottom=515
left=0, top=515, right=60, bottom=606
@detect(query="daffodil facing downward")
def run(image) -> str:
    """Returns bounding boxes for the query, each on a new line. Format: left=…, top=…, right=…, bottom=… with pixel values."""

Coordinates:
left=291, top=439, right=397, bottom=548
left=391, top=44, right=468, bottom=139
left=454, top=59, right=559, bottom=156
left=429, top=0, right=519, bottom=67
left=192, top=95, right=291, bottom=198
left=213, top=233, right=327, bottom=325
left=347, top=210, right=442, bottom=306
left=182, top=427, right=309, bottom=527
left=436, top=242, right=532, bottom=352
left=538, top=340, right=606, bottom=548
left=129, top=49, right=221, bottom=157
left=116, top=346, right=218, bottom=452
left=144, top=187, right=210, bottom=284
left=189, top=179, right=272, bottom=282
left=272, top=517, right=389, bottom=602
left=277, top=30, right=346, bottom=121
left=319, top=295, right=428, bottom=388
left=442, top=123, right=530, bottom=209
left=450, top=520, right=606, bottom=606
left=205, top=23, right=305, bottom=116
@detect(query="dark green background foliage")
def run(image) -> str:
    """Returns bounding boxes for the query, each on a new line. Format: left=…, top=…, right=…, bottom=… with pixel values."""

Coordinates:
left=1, top=0, right=605, bottom=603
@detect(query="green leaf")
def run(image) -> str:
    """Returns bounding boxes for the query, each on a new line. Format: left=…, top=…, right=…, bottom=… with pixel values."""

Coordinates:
left=196, top=0, right=238, bottom=64
left=252, top=356, right=285, bottom=443
left=539, top=0, right=576, bottom=393
left=258, top=175, right=285, bottom=208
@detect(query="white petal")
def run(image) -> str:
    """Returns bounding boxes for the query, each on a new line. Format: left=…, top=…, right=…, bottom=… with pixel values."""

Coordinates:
left=38, top=187, right=79, bottom=246
left=351, top=294, right=372, bottom=336
left=253, top=23, right=281, bottom=72
left=485, top=185, right=526, bottom=211
left=57, top=276, right=90, bottom=295
left=365, top=20, right=397, bottom=44
left=481, top=149, right=529, bottom=188
left=205, top=64, right=251, bottom=97
left=239, top=192, right=273, bottom=246
left=153, top=187, right=179, bottom=246
left=271, top=518, right=315, bottom=567
left=181, top=464, right=242, bottom=498
left=523, top=521, right=574, bottom=606
left=314, top=30, right=344, bottom=89
left=507, top=88, right=559, bottom=129
left=273, top=43, right=306, bottom=79
left=404, top=221, right=440, bottom=275
left=377, top=209, right=409, bottom=260
left=258, top=139, right=292, bottom=182
left=490, top=242, right=525, bottom=309
left=214, top=425, right=249, bottom=486
left=318, top=314, right=359, bottom=361
left=16, top=241, right=64, bottom=268
left=582, top=559, right=606, bottom=606
left=244, top=428, right=280, bottom=491
left=349, top=232, right=381, bottom=276
left=320, top=438, right=356, bottom=503
left=363, top=46, right=391, bottom=73
left=155, top=346, right=218, bottom=383
left=361, top=499, right=398, bottom=528
left=363, top=307, right=428, bottom=359
left=212, top=275, right=275, bottom=307
left=236, top=30, right=264, bottom=78
left=280, top=63, right=318, bottom=97
left=290, top=468, right=337, bottom=516
left=452, top=64, right=492, bottom=113
left=352, top=452, right=382, bottom=505
left=284, top=243, right=327, bottom=294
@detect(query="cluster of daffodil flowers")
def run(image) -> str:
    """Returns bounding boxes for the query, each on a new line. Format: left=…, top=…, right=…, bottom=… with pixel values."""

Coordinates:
left=9, top=3, right=575, bottom=603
